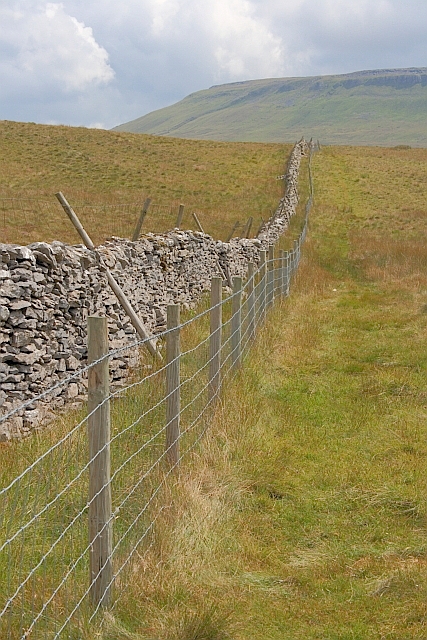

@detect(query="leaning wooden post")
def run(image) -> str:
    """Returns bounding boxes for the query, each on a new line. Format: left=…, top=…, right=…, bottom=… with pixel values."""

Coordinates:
left=131, top=197, right=151, bottom=241
left=176, top=204, right=185, bottom=229
left=166, top=304, right=181, bottom=466
left=231, top=277, right=242, bottom=370
left=88, top=316, right=113, bottom=609
left=192, top=212, right=205, bottom=234
left=242, top=216, right=253, bottom=238
left=56, top=192, right=160, bottom=360
left=247, top=262, right=255, bottom=341
left=267, top=245, right=274, bottom=307
left=226, top=221, right=240, bottom=242
left=259, top=250, right=267, bottom=322
left=256, top=218, right=265, bottom=236
left=279, top=250, right=285, bottom=296
left=209, top=277, right=222, bottom=404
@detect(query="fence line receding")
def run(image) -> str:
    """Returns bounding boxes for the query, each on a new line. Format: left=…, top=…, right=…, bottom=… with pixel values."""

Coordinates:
left=0, top=150, right=314, bottom=640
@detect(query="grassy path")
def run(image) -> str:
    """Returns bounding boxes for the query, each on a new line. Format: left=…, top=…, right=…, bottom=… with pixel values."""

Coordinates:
left=101, top=146, right=427, bottom=639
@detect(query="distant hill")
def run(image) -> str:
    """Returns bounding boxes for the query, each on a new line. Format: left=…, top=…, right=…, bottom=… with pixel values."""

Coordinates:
left=113, top=68, right=427, bottom=146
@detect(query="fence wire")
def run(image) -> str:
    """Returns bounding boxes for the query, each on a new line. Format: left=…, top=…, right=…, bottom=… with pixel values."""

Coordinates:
left=0, top=161, right=314, bottom=640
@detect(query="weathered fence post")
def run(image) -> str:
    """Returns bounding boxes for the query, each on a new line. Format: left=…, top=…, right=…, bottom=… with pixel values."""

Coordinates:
left=192, top=212, right=205, bottom=234
left=56, top=192, right=160, bottom=360
left=231, top=276, right=242, bottom=370
left=132, top=197, right=151, bottom=241
left=176, top=204, right=185, bottom=229
left=279, top=250, right=285, bottom=296
left=242, top=217, right=253, bottom=238
left=226, top=221, right=240, bottom=242
left=256, top=218, right=265, bottom=236
left=247, top=262, right=255, bottom=341
left=267, top=245, right=274, bottom=307
left=259, top=250, right=267, bottom=323
left=88, top=316, right=113, bottom=609
left=209, top=277, right=222, bottom=404
left=284, top=250, right=290, bottom=295
left=166, top=304, right=181, bottom=466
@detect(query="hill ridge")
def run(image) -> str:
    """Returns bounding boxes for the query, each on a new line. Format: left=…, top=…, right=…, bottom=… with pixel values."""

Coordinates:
left=113, top=67, right=427, bottom=146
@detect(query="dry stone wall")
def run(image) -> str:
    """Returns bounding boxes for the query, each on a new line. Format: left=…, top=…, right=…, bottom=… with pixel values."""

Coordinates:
left=0, top=140, right=308, bottom=440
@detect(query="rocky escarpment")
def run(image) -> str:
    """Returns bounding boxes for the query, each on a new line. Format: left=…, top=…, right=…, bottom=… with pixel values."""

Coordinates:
left=0, top=140, right=308, bottom=440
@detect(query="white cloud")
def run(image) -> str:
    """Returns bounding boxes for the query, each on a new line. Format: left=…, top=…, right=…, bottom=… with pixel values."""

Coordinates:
left=210, top=0, right=284, bottom=80
left=0, top=2, right=114, bottom=95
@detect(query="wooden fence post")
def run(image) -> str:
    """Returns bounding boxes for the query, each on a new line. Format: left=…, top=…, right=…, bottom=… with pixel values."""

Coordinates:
left=293, top=240, right=298, bottom=273
left=284, top=251, right=290, bottom=295
left=242, top=217, right=253, bottom=238
left=192, top=212, right=205, bottom=234
left=166, top=304, right=181, bottom=466
left=258, top=250, right=267, bottom=322
left=247, top=262, right=255, bottom=341
left=88, top=316, right=113, bottom=609
left=176, top=204, right=185, bottom=229
left=226, top=221, right=240, bottom=242
left=132, top=197, right=151, bottom=241
left=279, top=250, right=285, bottom=296
left=256, top=218, right=265, bottom=236
left=267, top=245, right=274, bottom=307
left=231, top=276, right=242, bottom=370
left=56, top=192, right=160, bottom=360
left=209, top=277, right=222, bottom=404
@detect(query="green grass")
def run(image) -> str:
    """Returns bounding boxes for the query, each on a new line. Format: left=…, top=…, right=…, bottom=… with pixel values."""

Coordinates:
left=0, top=120, right=288, bottom=245
left=85, top=145, right=427, bottom=639
left=2, top=143, right=427, bottom=638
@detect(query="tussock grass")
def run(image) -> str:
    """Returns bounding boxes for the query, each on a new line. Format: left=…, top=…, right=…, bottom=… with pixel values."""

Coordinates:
left=82, top=146, right=427, bottom=639
left=2, top=144, right=427, bottom=638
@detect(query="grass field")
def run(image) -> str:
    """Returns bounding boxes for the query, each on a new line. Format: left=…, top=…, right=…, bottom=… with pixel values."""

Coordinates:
left=95, top=144, right=427, bottom=639
left=0, top=120, right=288, bottom=245
left=1, top=137, right=427, bottom=638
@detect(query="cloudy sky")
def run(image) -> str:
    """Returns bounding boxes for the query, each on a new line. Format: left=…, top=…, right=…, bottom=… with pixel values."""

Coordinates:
left=1, top=0, right=426, bottom=129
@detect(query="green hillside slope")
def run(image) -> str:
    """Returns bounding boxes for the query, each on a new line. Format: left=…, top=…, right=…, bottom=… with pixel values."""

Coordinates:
left=113, top=68, right=427, bottom=146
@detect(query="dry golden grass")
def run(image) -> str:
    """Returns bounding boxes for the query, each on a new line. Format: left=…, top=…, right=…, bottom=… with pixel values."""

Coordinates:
left=3, top=141, right=427, bottom=638
left=0, top=120, right=289, bottom=244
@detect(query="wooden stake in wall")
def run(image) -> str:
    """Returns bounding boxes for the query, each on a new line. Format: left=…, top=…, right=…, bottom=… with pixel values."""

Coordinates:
left=176, top=204, right=185, bottom=229
left=242, top=217, right=253, bottom=238
left=192, top=212, right=205, bottom=234
left=209, top=277, right=222, bottom=404
left=132, top=198, right=151, bottom=241
left=256, top=218, right=265, bottom=236
left=56, top=192, right=160, bottom=360
left=226, top=221, right=240, bottom=242
left=87, top=316, right=113, bottom=609
left=166, top=304, right=181, bottom=466
left=231, top=276, right=242, bottom=370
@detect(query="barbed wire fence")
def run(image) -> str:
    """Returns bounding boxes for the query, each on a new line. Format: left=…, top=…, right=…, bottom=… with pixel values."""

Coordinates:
left=0, top=149, right=314, bottom=640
